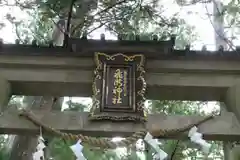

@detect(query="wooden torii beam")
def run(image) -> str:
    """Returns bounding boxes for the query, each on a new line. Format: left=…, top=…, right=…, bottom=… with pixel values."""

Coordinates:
left=0, top=106, right=240, bottom=141
left=0, top=50, right=240, bottom=100
left=1, top=39, right=240, bottom=141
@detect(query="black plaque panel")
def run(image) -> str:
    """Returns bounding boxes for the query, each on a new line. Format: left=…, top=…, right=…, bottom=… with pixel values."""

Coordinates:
left=89, top=52, right=147, bottom=122
left=103, top=65, right=134, bottom=111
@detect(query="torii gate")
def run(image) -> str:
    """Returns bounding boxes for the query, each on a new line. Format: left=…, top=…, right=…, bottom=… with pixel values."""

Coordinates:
left=0, top=36, right=240, bottom=146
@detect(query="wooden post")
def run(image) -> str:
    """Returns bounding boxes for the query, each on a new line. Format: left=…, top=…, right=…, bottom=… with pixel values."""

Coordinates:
left=224, top=85, right=240, bottom=121
left=223, top=142, right=234, bottom=160
left=0, top=76, right=11, bottom=112
left=224, top=85, right=240, bottom=160
left=220, top=103, right=233, bottom=160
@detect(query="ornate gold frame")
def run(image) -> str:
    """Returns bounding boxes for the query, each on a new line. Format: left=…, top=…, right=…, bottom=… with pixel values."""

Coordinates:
left=89, top=52, right=147, bottom=122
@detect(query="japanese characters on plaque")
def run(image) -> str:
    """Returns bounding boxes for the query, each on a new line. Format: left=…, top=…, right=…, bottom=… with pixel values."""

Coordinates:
left=104, top=66, right=132, bottom=111
left=110, top=68, right=129, bottom=106
left=112, top=69, right=124, bottom=104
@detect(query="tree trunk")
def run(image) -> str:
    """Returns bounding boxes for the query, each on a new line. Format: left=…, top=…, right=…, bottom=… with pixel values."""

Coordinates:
left=8, top=96, right=63, bottom=160
left=213, top=0, right=227, bottom=50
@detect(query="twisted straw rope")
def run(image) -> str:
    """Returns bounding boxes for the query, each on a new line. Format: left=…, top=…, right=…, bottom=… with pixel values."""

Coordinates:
left=19, top=109, right=214, bottom=149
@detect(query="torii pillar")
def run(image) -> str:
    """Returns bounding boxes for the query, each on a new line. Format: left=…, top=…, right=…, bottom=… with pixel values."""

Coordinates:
left=0, top=76, right=11, bottom=112
left=224, top=84, right=240, bottom=160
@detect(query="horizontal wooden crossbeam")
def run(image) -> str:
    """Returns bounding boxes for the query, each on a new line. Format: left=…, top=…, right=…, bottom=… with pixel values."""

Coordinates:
left=1, top=107, right=240, bottom=141
left=0, top=54, right=240, bottom=100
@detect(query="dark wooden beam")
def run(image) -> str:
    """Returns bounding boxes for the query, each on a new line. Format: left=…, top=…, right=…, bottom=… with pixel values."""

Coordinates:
left=0, top=107, right=240, bottom=141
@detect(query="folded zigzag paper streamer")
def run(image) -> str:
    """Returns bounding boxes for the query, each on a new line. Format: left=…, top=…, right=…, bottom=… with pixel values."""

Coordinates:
left=188, top=126, right=211, bottom=154
left=70, top=139, right=87, bottom=160
left=144, top=132, right=168, bottom=160
left=33, top=136, right=46, bottom=160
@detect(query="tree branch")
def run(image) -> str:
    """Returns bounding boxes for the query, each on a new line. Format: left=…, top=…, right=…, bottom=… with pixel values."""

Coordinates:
left=14, top=24, right=25, bottom=44
left=63, top=0, right=76, bottom=47
left=170, top=140, right=180, bottom=160
left=93, top=0, right=129, bottom=17
left=175, top=0, right=212, bottom=6
left=71, top=0, right=128, bottom=35
left=204, top=2, right=236, bottom=51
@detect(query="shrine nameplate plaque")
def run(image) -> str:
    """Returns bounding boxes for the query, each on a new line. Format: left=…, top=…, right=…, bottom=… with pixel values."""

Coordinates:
left=89, top=52, right=147, bottom=122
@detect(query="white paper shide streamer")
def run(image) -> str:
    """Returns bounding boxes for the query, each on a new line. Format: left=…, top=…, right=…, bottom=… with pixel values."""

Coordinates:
left=144, top=132, right=168, bottom=160
left=33, top=136, right=46, bottom=160
left=70, top=139, right=87, bottom=160
left=188, top=126, right=211, bottom=155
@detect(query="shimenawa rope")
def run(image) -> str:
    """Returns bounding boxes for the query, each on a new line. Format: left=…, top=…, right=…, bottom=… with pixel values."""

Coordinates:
left=19, top=108, right=214, bottom=149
